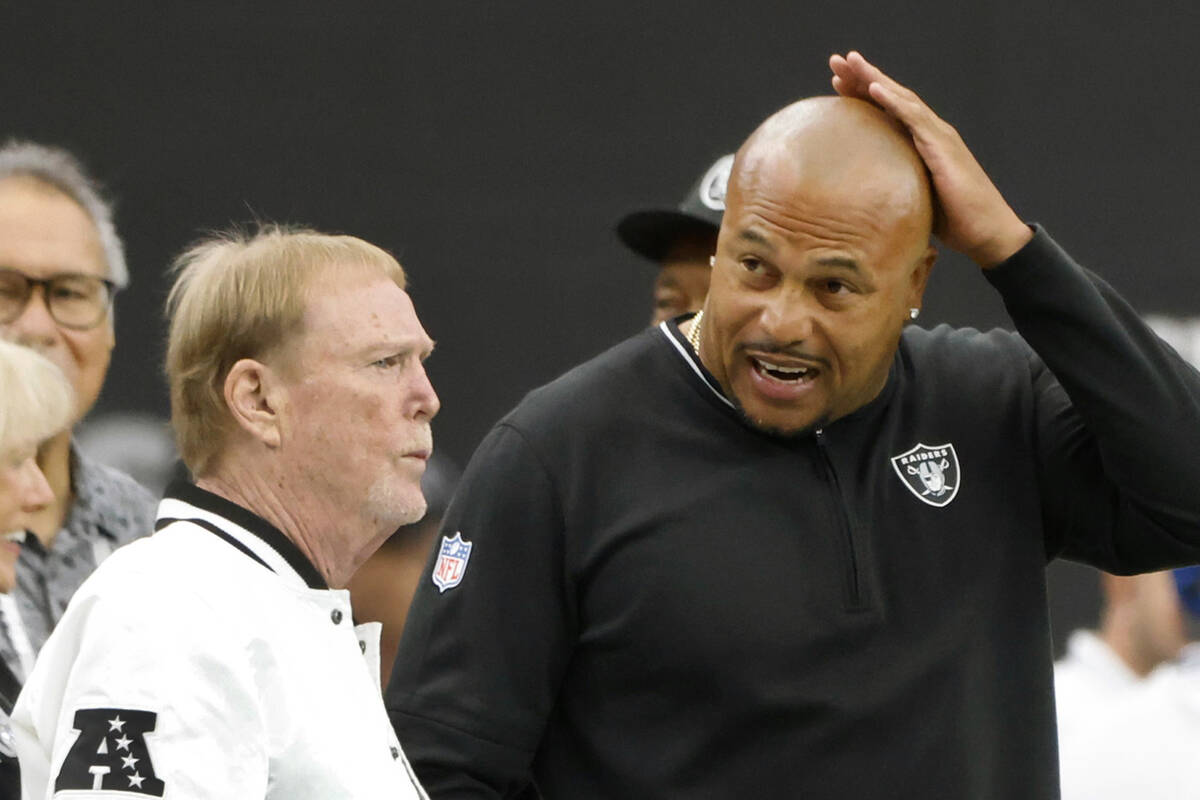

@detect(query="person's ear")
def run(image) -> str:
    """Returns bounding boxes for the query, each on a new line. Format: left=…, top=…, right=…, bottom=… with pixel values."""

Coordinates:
left=223, top=358, right=285, bottom=449
left=907, top=244, right=937, bottom=311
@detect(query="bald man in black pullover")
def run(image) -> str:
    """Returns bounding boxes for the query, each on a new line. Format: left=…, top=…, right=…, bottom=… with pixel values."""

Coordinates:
left=387, top=53, right=1200, bottom=799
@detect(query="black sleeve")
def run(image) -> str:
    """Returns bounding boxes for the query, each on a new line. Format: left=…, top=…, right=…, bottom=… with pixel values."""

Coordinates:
left=985, top=227, right=1200, bottom=571
left=386, top=423, right=573, bottom=799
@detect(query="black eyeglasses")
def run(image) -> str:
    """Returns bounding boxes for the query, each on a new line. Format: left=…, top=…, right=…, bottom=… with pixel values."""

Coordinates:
left=0, top=268, right=117, bottom=331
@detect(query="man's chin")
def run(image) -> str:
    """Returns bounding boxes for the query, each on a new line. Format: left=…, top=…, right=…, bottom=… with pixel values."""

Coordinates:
left=745, top=416, right=821, bottom=440
left=365, top=480, right=427, bottom=527
left=731, top=398, right=826, bottom=440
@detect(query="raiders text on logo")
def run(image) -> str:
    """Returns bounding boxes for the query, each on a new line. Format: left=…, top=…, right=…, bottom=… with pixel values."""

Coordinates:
left=890, top=442, right=961, bottom=507
left=55, top=708, right=164, bottom=795
left=432, top=532, right=473, bottom=592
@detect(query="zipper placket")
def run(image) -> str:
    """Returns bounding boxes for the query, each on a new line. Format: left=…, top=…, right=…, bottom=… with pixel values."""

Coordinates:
left=814, top=428, right=867, bottom=610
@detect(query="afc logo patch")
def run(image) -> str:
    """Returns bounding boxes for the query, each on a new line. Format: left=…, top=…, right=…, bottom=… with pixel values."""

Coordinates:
left=55, top=707, right=164, bottom=795
left=432, top=532, right=473, bottom=593
left=891, top=442, right=961, bottom=507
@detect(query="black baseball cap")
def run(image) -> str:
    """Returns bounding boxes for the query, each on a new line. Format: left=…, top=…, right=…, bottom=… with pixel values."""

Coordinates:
left=617, top=153, right=734, bottom=263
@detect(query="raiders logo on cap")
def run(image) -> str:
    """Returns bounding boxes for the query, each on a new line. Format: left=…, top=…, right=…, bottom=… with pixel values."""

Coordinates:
left=698, top=154, right=734, bottom=211
left=615, top=151, right=733, bottom=262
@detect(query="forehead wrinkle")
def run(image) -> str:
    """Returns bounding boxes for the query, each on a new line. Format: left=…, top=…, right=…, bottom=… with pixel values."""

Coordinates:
left=734, top=194, right=884, bottom=254
left=734, top=160, right=897, bottom=236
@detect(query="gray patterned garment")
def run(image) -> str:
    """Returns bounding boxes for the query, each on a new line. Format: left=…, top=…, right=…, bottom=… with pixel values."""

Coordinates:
left=0, top=446, right=156, bottom=681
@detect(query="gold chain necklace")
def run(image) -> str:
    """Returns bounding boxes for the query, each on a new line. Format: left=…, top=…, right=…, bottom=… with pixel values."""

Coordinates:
left=686, top=310, right=704, bottom=354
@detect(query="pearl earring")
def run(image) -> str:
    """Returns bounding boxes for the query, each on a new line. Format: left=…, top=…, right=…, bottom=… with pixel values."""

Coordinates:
left=709, top=255, right=716, bottom=267
left=909, top=308, right=920, bottom=320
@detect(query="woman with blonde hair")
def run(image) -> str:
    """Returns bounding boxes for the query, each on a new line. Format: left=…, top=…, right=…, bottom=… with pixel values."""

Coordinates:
left=0, top=338, right=73, bottom=789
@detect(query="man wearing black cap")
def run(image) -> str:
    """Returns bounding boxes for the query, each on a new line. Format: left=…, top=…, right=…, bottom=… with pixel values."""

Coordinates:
left=616, top=153, right=732, bottom=324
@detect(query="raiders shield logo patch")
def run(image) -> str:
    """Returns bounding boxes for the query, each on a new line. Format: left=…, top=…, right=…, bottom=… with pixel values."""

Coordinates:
left=55, top=708, right=165, bottom=795
left=432, top=532, right=473, bottom=593
left=891, top=442, right=961, bottom=507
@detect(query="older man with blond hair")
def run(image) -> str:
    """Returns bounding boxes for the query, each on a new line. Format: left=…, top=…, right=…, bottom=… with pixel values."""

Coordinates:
left=13, top=226, right=437, bottom=799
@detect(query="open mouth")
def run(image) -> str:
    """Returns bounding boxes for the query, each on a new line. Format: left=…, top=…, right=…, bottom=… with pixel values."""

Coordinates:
left=750, top=356, right=819, bottom=384
left=2, top=531, right=25, bottom=553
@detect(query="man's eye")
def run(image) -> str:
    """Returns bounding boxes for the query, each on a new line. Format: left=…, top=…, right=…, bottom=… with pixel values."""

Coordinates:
left=740, top=257, right=764, bottom=274
left=372, top=355, right=401, bottom=368
left=826, top=279, right=849, bottom=294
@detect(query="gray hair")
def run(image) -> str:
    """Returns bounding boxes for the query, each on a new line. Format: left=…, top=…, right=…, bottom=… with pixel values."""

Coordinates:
left=0, top=141, right=128, bottom=288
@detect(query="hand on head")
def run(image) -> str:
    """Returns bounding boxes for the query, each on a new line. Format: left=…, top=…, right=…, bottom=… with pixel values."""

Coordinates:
left=829, top=51, right=1033, bottom=268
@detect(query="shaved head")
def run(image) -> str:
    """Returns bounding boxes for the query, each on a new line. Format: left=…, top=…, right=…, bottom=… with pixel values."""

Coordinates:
left=697, top=95, right=939, bottom=437
left=731, top=96, right=933, bottom=252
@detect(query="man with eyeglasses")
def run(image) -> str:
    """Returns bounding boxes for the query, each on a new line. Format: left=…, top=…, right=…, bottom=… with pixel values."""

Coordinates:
left=0, top=141, right=155, bottom=689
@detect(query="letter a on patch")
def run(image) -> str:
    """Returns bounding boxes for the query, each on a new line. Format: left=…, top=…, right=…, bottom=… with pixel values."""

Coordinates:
left=55, top=708, right=165, bottom=795
left=432, top=532, right=473, bottom=593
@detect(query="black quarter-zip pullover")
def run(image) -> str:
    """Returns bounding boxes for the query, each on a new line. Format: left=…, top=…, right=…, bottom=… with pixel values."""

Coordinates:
left=388, top=228, right=1200, bottom=799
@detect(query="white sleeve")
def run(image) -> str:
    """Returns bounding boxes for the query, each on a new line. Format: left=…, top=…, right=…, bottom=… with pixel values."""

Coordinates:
left=12, top=573, right=269, bottom=799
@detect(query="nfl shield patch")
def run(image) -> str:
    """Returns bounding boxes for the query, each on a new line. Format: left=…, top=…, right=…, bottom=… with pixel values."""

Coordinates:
left=432, top=532, right=473, bottom=592
left=890, top=442, right=961, bottom=508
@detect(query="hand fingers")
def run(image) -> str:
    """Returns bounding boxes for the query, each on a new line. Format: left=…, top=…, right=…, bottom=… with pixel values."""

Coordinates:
left=831, top=50, right=913, bottom=110
left=867, top=82, right=909, bottom=120
left=828, top=53, right=851, bottom=81
left=842, top=54, right=944, bottom=138
left=832, top=51, right=956, bottom=152
left=842, top=51, right=886, bottom=89
left=842, top=51, right=925, bottom=117
left=829, top=54, right=869, bottom=99
left=876, top=83, right=957, bottom=157
left=870, top=82, right=956, bottom=171
left=832, top=50, right=895, bottom=102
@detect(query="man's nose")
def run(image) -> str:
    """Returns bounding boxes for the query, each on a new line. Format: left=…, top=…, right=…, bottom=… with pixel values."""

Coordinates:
left=759, top=286, right=816, bottom=345
left=410, top=364, right=440, bottom=420
left=18, top=456, right=55, bottom=512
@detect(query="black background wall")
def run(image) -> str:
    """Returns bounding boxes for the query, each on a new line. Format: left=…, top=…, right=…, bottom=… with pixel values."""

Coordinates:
left=6, top=2, right=1200, bottom=643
